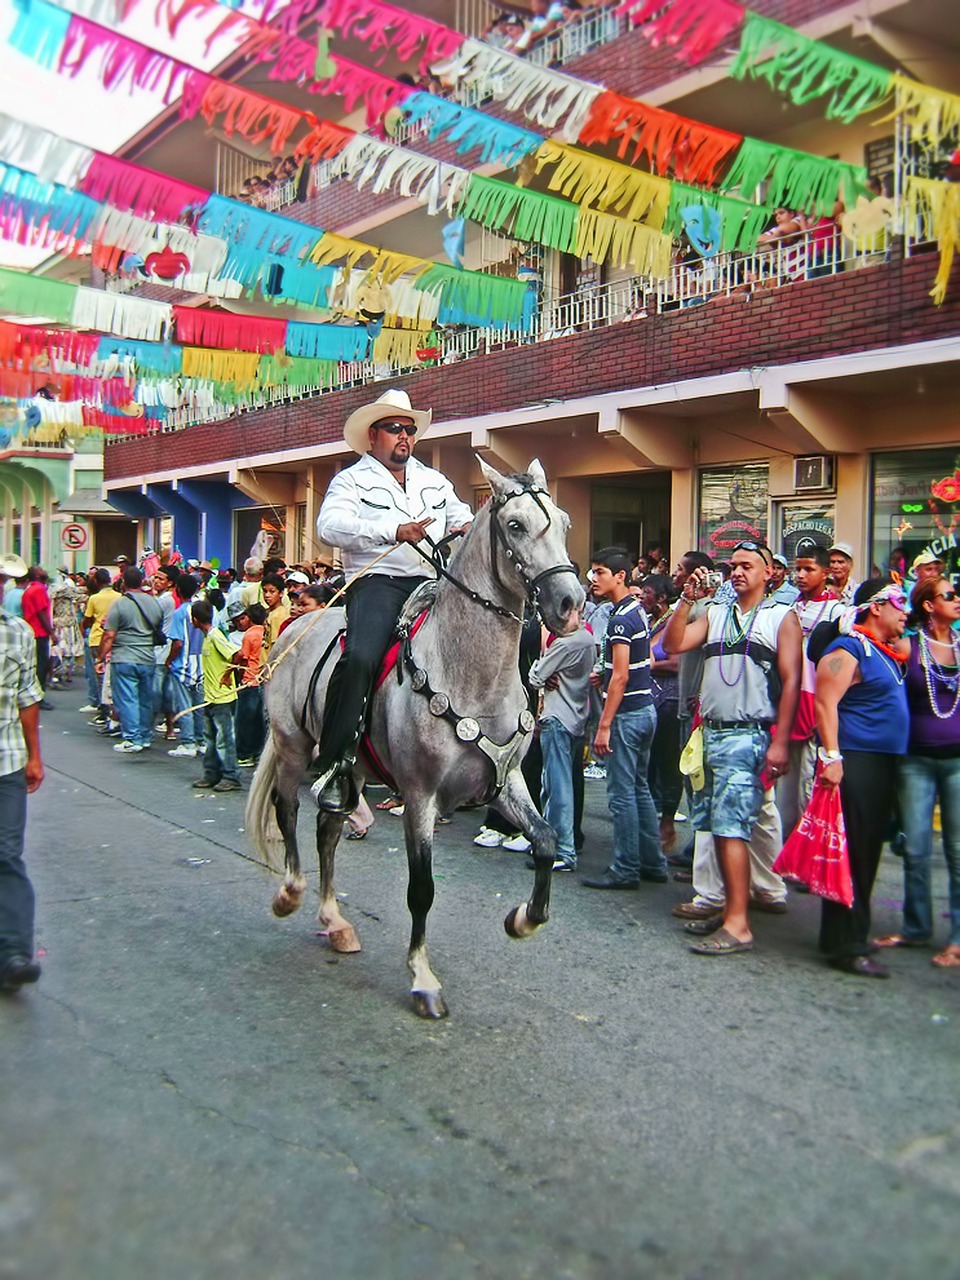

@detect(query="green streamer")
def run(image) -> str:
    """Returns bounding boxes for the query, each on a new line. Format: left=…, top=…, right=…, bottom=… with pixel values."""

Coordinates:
left=415, top=262, right=530, bottom=330
left=731, top=13, right=894, bottom=124
left=257, top=354, right=338, bottom=389
left=666, top=184, right=772, bottom=254
left=0, top=267, right=76, bottom=325
left=457, top=175, right=580, bottom=256
left=721, top=136, right=868, bottom=218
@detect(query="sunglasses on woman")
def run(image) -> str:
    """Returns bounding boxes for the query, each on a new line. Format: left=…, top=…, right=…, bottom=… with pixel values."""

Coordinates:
left=937, top=590, right=958, bottom=602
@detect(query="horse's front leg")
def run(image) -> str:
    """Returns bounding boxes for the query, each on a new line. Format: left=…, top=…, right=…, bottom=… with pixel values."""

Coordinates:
left=316, top=810, right=361, bottom=953
left=492, top=768, right=557, bottom=940
left=272, top=784, right=305, bottom=917
left=403, top=797, right=447, bottom=1019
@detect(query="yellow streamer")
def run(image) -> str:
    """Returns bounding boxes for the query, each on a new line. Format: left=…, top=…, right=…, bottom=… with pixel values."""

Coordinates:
left=181, top=346, right=261, bottom=388
left=371, top=326, right=432, bottom=367
left=308, top=232, right=430, bottom=284
left=575, top=207, right=672, bottom=278
left=905, top=176, right=960, bottom=305
left=888, top=75, right=960, bottom=150
left=535, top=141, right=671, bottom=229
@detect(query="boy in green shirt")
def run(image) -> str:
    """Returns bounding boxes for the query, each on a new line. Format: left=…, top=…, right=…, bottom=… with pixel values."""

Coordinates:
left=191, top=599, right=242, bottom=792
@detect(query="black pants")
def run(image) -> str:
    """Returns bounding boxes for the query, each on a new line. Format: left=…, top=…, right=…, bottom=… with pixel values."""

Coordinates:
left=235, top=684, right=266, bottom=761
left=34, top=635, right=50, bottom=691
left=649, top=700, right=683, bottom=820
left=316, top=574, right=426, bottom=772
left=819, top=751, right=899, bottom=960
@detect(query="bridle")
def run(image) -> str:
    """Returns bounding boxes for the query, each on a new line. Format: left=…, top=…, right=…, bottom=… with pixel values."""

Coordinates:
left=410, top=479, right=576, bottom=624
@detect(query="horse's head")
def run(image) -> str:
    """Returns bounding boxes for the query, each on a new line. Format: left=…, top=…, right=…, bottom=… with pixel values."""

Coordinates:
left=477, top=458, right=586, bottom=635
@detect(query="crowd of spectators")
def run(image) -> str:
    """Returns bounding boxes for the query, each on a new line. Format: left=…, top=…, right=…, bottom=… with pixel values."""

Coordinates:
left=481, top=1, right=616, bottom=59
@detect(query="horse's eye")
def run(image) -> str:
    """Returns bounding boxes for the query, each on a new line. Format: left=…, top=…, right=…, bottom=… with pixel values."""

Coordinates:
left=507, top=519, right=525, bottom=533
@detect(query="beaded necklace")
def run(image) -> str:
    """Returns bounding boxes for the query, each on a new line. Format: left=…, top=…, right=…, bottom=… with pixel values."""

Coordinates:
left=793, top=594, right=834, bottom=637
left=718, top=599, right=761, bottom=686
left=918, top=627, right=960, bottom=720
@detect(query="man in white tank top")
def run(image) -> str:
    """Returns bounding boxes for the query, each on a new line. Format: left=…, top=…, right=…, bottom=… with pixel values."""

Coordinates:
left=664, top=541, right=801, bottom=957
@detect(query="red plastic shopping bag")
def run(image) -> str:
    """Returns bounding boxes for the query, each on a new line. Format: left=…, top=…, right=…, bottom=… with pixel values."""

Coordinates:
left=773, top=779, right=854, bottom=907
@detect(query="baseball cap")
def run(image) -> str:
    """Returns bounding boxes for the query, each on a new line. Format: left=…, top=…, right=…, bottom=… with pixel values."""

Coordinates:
left=286, top=571, right=310, bottom=585
left=828, top=542, right=854, bottom=560
left=226, top=600, right=249, bottom=620
left=772, top=553, right=789, bottom=568
left=115, top=554, right=129, bottom=564
left=912, top=550, right=944, bottom=569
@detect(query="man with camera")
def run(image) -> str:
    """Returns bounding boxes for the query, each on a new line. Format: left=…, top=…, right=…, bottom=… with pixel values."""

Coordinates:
left=664, top=542, right=801, bottom=956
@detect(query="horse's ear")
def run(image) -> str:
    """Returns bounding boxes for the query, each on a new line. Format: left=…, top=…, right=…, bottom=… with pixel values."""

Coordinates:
left=476, top=455, right=510, bottom=496
left=528, top=458, right=548, bottom=489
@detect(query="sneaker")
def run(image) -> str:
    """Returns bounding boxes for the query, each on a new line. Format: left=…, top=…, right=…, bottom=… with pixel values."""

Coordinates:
left=192, top=778, right=219, bottom=789
left=502, top=834, right=532, bottom=853
left=526, top=857, right=576, bottom=872
left=389, top=804, right=405, bottom=816
left=212, top=779, right=242, bottom=792
left=168, top=744, right=198, bottom=757
left=113, top=741, right=143, bottom=753
left=236, top=757, right=257, bottom=767
left=79, top=704, right=98, bottom=713
left=583, top=764, right=606, bottom=780
left=473, top=827, right=504, bottom=848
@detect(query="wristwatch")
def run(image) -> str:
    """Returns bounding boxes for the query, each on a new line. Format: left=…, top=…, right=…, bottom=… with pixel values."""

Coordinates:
left=818, top=747, right=843, bottom=765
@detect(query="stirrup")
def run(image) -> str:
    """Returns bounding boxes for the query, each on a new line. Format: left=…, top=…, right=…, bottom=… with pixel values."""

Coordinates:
left=310, top=763, right=359, bottom=815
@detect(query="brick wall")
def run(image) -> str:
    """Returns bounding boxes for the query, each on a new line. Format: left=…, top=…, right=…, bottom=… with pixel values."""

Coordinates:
left=103, top=252, right=960, bottom=481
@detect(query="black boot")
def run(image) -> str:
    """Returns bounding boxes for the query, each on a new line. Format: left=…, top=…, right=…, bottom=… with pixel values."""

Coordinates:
left=311, top=762, right=359, bottom=814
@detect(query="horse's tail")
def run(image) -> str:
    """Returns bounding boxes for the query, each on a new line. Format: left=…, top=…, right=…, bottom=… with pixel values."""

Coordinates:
left=245, top=735, right=285, bottom=873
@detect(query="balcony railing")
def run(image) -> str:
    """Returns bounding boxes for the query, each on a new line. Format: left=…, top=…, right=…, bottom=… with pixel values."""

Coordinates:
left=524, top=7, right=624, bottom=71
left=103, top=218, right=928, bottom=443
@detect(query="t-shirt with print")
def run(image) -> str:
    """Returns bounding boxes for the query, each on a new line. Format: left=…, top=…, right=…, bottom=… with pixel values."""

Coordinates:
left=238, top=624, right=264, bottom=687
left=85, top=587, right=121, bottom=647
left=104, top=592, right=164, bottom=665
left=602, top=596, right=652, bottom=715
left=201, top=627, right=239, bottom=704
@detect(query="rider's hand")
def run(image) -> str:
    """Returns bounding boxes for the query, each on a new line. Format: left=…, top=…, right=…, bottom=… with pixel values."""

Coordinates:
left=396, top=518, right=435, bottom=545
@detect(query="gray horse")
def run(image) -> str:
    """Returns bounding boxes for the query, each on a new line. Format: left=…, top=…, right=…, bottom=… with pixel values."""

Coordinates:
left=245, top=458, right=585, bottom=1018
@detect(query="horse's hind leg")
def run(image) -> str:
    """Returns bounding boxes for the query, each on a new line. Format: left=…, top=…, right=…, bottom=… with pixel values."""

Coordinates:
left=317, top=810, right=361, bottom=953
left=493, top=768, right=557, bottom=940
left=271, top=746, right=310, bottom=917
left=403, top=797, right=447, bottom=1019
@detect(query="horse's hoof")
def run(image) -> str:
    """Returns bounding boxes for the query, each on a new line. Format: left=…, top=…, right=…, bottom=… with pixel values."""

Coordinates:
left=328, top=926, right=361, bottom=953
left=411, top=990, right=449, bottom=1019
left=504, top=903, right=543, bottom=939
left=272, top=886, right=302, bottom=917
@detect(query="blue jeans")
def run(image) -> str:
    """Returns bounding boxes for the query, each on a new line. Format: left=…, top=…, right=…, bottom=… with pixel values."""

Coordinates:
left=898, top=754, right=960, bottom=945
left=0, top=769, right=33, bottom=966
left=236, top=684, right=266, bottom=761
left=540, top=717, right=580, bottom=866
left=605, top=704, right=665, bottom=881
left=111, top=661, right=156, bottom=747
left=83, top=639, right=100, bottom=706
left=167, top=673, right=201, bottom=747
left=202, top=702, right=239, bottom=783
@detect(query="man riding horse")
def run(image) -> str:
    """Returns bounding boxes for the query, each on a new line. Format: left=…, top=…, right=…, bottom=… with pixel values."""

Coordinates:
left=313, top=389, right=473, bottom=813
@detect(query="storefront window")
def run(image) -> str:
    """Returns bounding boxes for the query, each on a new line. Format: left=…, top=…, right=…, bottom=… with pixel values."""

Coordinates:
left=872, top=449, right=960, bottom=582
left=698, top=463, right=768, bottom=559
left=777, top=501, right=835, bottom=560
left=235, top=506, right=285, bottom=564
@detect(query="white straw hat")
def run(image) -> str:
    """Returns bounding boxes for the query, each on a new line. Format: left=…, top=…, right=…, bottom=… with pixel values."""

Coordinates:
left=342, top=389, right=432, bottom=456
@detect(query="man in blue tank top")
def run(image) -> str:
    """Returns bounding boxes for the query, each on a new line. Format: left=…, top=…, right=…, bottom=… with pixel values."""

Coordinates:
left=664, top=542, right=802, bottom=956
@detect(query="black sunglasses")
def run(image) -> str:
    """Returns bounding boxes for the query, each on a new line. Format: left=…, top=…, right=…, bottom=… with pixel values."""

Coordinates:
left=377, top=420, right=418, bottom=437
left=732, top=540, right=773, bottom=565
left=937, top=590, right=958, bottom=601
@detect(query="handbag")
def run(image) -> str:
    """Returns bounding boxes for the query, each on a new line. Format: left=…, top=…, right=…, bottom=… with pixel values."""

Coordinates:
left=772, top=777, right=854, bottom=907
left=128, top=592, right=167, bottom=648
left=678, top=724, right=705, bottom=792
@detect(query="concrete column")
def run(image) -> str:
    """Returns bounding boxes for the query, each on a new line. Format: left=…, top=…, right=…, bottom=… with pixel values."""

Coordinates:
left=833, top=454, right=869, bottom=577
left=555, top=477, right=592, bottom=572
left=670, top=469, right=694, bottom=567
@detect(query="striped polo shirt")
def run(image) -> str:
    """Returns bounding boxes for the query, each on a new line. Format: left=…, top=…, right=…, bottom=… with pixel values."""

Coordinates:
left=602, top=596, right=652, bottom=713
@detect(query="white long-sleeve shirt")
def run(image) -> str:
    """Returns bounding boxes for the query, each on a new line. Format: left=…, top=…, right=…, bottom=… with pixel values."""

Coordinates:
left=316, top=453, right=473, bottom=579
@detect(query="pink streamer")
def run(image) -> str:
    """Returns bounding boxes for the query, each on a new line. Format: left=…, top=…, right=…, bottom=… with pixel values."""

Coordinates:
left=309, top=55, right=415, bottom=128
left=618, top=0, right=744, bottom=64
left=58, top=15, right=188, bottom=101
left=79, top=154, right=206, bottom=224
left=315, top=0, right=463, bottom=72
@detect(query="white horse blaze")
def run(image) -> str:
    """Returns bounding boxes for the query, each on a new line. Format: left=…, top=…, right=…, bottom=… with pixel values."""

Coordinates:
left=407, top=943, right=442, bottom=996
left=510, top=902, right=541, bottom=939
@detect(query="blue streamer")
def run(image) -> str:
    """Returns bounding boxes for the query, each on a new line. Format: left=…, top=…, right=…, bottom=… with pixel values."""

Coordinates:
left=285, top=322, right=370, bottom=362
left=9, top=0, right=71, bottom=70
left=262, top=257, right=336, bottom=309
left=96, top=338, right=183, bottom=376
left=403, top=93, right=542, bottom=167
left=0, top=163, right=101, bottom=243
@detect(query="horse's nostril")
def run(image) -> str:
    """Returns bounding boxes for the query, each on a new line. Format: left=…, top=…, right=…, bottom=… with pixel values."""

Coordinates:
left=560, top=595, right=574, bottom=616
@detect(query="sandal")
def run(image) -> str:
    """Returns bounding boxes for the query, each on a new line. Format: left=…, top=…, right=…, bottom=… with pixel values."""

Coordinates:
left=873, top=934, right=929, bottom=949
left=689, top=928, right=754, bottom=956
left=344, top=828, right=367, bottom=841
left=684, top=916, right=723, bottom=936
left=931, top=947, right=960, bottom=969
left=375, top=796, right=402, bottom=811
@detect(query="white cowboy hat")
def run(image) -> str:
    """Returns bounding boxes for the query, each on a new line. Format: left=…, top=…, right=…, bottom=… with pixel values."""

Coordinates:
left=342, top=389, right=432, bottom=456
left=0, top=553, right=28, bottom=578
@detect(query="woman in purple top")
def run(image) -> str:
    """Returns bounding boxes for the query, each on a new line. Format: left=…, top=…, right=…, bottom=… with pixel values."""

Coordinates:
left=875, top=577, right=960, bottom=968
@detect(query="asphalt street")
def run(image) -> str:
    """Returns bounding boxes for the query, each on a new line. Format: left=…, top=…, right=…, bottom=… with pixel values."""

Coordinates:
left=3, top=682, right=960, bottom=1280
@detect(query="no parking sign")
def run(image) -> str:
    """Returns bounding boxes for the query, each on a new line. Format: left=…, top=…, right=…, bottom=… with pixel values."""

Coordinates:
left=60, top=522, right=89, bottom=552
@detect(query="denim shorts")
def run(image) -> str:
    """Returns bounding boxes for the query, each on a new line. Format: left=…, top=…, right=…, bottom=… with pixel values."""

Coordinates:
left=702, top=724, right=770, bottom=840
